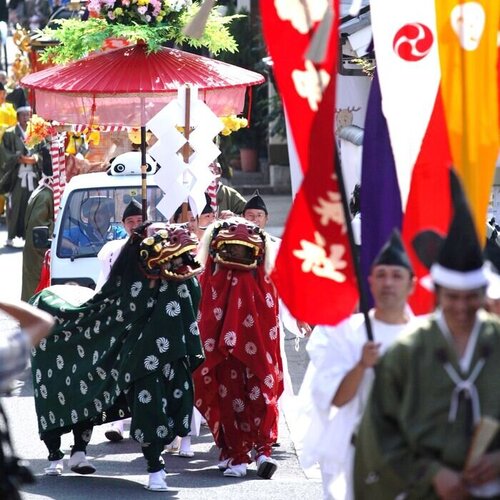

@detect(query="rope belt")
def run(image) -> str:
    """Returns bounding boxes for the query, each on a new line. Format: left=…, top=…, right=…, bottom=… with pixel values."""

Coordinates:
left=442, top=358, right=486, bottom=426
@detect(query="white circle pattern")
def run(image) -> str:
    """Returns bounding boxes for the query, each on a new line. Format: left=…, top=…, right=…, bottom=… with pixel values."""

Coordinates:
left=245, top=342, right=257, bottom=355
left=144, top=355, right=159, bottom=370
left=224, top=331, right=237, bottom=347
left=165, top=301, right=181, bottom=317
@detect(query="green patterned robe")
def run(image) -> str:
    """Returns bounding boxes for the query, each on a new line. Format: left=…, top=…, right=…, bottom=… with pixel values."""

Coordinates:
left=354, top=311, right=500, bottom=500
left=30, top=245, right=204, bottom=447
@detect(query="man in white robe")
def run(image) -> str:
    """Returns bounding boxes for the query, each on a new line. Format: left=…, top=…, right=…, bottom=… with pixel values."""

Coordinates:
left=97, top=198, right=142, bottom=442
left=299, top=230, right=417, bottom=500
left=95, top=199, right=143, bottom=292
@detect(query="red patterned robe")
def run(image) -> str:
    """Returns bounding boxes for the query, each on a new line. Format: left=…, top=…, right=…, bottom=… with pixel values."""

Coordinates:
left=194, top=257, right=283, bottom=465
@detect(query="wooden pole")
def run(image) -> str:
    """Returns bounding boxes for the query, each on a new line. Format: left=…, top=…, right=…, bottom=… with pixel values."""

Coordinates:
left=180, top=85, right=191, bottom=222
left=334, top=148, right=374, bottom=341
left=140, top=126, right=147, bottom=220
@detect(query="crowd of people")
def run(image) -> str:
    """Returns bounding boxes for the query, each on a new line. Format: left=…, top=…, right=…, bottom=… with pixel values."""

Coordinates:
left=22, top=185, right=297, bottom=490
left=3, top=165, right=500, bottom=499
left=0, top=97, right=499, bottom=498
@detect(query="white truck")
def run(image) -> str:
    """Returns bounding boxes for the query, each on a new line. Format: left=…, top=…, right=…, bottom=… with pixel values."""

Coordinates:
left=34, top=152, right=166, bottom=288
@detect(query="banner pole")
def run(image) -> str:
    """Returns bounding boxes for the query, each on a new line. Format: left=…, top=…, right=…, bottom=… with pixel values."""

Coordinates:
left=334, top=148, right=374, bottom=341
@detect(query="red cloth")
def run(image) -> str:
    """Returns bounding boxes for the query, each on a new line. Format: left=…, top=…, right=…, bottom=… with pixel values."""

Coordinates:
left=403, top=91, right=453, bottom=314
left=194, top=260, right=283, bottom=465
left=260, top=1, right=358, bottom=325
left=34, top=250, right=51, bottom=294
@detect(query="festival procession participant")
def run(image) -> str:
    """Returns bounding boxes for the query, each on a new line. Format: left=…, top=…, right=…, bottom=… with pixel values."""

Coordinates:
left=354, top=191, right=500, bottom=499
left=97, top=198, right=143, bottom=442
left=299, top=230, right=416, bottom=500
left=1, top=105, right=40, bottom=247
left=194, top=217, right=283, bottom=479
left=208, top=161, right=247, bottom=218
left=166, top=194, right=216, bottom=458
left=197, top=194, right=216, bottom=235
left=21, top=146, right=54, bottom=302
left=95, top=198, right=143, bottom=293
left=242, top=192, right=311, bottom=433
left=173, top=193, right=216, bottom=242
left=242, top=191, right=269, bottom=230
left=30, top=223, right=205, bottom=491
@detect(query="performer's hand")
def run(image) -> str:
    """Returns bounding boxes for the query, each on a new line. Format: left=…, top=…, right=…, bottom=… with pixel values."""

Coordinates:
left=463, top=452, right=500, bottom=486
left=358, top=341, right=381, bottom=369
left=296, top=321, right=312, bottom=337
left=433, top=467, right=469, bottom=500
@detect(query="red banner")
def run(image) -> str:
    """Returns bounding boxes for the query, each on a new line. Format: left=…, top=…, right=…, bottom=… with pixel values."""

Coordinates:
left=261, top=2, right=358, bottom=325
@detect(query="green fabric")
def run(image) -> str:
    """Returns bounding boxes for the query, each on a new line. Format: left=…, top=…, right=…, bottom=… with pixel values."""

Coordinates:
left=21, top=185, right=54, bottom=301
left=216, top=185, right=247, bottom=214
left=30, top=249, right=204, bottom=447
left=354, top=311, right=500, bottom=500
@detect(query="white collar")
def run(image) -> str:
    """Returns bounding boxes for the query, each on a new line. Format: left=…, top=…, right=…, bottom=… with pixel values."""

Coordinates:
left=437, top=309, right=481, bottom=372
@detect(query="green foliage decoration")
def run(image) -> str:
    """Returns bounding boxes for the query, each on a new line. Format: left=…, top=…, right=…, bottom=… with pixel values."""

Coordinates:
left=38, top=3, right=239, bottom=64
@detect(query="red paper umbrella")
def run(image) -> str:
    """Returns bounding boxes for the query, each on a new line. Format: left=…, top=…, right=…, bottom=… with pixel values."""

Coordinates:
left=21, top=42, right=265, bottom=126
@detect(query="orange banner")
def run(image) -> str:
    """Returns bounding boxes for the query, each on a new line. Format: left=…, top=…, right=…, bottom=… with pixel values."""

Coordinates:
left=435, top=0, right=500, bottom=241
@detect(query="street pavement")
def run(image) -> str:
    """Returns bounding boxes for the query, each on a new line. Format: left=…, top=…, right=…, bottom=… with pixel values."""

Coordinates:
left=0, top=193, right=323, bottom=500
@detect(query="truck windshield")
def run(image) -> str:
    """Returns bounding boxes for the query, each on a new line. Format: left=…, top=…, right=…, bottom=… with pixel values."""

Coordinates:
left=57, top=186, right=167, bottom=258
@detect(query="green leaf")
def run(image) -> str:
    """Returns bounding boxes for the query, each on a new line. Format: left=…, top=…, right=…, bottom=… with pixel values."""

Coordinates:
left=38, top=6, right=239, bottom=65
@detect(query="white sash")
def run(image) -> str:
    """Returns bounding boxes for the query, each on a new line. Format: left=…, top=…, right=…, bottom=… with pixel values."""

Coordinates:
left=17, top=164, right=37, bottom=191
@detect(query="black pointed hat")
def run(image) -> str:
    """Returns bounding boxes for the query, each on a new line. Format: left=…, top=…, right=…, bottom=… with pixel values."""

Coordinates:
left=430, top=170, right=487, bottom=290
left=372, top=229, right=413, bottom=272
left=243, top=190, right=268, bottom=215
left=122, top=199, right=142, bottom=221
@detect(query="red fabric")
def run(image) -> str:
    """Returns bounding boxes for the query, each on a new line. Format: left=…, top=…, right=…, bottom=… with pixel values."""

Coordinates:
left=22, top=44, right=264, bottom=125
left=194, top=260, right=282, bottom=464
left=403, top=90, right=453, bottom=314
left=261, top=2, right=358, bottom=325
left=34, top=250, right=51, bottom=294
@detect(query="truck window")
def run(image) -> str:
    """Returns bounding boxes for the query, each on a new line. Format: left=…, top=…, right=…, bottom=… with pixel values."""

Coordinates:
left=57, top=186, right=167, bottom=258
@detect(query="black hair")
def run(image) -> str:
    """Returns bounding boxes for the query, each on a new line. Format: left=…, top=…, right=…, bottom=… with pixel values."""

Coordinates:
left=349, top=184, right=361, bottom=216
